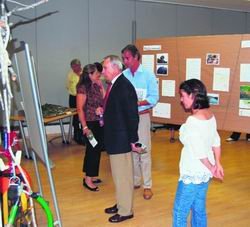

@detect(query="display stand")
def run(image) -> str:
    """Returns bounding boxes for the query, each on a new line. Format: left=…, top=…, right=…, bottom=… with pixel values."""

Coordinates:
left=14, top=41, right=62, bottom=226
left=136, top=34, right=250, bottom=133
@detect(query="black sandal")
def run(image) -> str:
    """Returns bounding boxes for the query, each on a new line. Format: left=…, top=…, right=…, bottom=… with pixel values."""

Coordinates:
left=83, top=179, right=99, bottom=192
left=92, top=178, right=102, bottom=184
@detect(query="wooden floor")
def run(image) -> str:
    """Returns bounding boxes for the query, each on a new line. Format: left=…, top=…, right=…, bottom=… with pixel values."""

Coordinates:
left=21, top=130, right=250, bottom=227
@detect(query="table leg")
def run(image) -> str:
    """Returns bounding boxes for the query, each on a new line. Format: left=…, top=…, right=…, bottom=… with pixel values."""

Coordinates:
left=67, top=116, right=73, bottom=143
left=59, top=119, right=67, bottom=144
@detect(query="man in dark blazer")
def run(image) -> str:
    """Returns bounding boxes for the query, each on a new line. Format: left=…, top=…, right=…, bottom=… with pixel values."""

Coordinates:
left=102, top=55, right=139, bottom=223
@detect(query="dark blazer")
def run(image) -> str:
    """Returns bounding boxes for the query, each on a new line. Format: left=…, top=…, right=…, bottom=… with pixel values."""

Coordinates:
left=104, top=74, right=139, bottom=155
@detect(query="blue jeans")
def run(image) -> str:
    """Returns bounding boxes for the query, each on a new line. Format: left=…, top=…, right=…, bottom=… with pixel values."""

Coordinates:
left=172, top=180, right=209, bottom=227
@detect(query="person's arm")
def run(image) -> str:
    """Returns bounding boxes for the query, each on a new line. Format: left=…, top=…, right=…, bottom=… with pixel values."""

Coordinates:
left=212, top=146, right=224, bottom=180
left=140, top=73, right=159, bottom=107
left=138, top=100, right=150, bottom=106
left=66, top=73, right=72, bottom=92
left=124, top=85, right=139, bottom=145
left=76, top=93, right=90, bottom=135
left=200, top=146, right=224, bottom=181
left=66, top=74, right=70, bottom=91
left=200, top=158, right=216, bottom=175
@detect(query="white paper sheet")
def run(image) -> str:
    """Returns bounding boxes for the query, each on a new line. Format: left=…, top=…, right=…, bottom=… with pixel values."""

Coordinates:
left=240, top=64, right=250, bottom=82
left=162, top=80, right=175, bottom=97
left=208, top=93, right=219, bottom=105
left=186, top=58, right=201, bottom=80
left=143, top=45, right=161, bottom=51
left=213, top=67, right=230, bottom=92
left=152, top=102, right=171, bottom=118
left=241, top=40, right=250, bottom=48
left=239, top=109, right=250, bottom=117
left=136, top=88, right=147, bottom=101
left=142, top=55, right=154, bottom=73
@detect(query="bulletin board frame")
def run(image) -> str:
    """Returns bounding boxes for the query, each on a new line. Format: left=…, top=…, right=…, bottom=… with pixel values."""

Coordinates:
left=136, top=34, right=250, bottom=133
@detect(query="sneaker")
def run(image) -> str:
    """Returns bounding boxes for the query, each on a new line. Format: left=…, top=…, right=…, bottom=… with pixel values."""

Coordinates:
left=247, top=138, right=250, bottom=142
left=226, top=137, right=236, bottom=142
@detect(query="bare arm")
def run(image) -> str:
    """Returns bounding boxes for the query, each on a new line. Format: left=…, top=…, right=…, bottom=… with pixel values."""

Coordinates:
left=76, top=93, right=90, bottom=135
left=200, top=146, right=224, bottom=181
left=212, top=146, right=224, bottom=180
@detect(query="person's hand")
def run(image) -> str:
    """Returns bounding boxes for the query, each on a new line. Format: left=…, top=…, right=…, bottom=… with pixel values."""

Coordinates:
left=82, top=126, right=90, bottom=135
left=213, top=163, right=224, bottom=181
left=210, top=165, right=217, bottom=175
left=95, top=107, right=103, bottom=116
left=131, top=143, right=144, bottom=154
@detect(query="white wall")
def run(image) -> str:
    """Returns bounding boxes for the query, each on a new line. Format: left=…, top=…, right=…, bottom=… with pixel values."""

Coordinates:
left=10, top=0, right=250, bottom=110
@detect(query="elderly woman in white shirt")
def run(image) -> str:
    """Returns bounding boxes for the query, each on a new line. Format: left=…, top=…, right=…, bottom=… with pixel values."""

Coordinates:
left=173, top=79, right=224, bottom=227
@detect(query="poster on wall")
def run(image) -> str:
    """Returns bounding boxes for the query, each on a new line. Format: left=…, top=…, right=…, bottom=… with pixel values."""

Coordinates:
left=162, top=80, right=175, bottom=97
left=208, top=93, right=219, bottom=105
left=152, top=102, right=171, bottom=118
left=239, top=85, right=250, bottom=109
left=206, top=53, right=220, bottom=65
left=213, top=67, right=230, bottom=92
left=156, top=65, right=168, bottom=75
left=157, top=53, right=168, bottom=64
left=143, top=45, right=161, bottom=51
left=240, top=64, right=250, bottom=82
left=142, top=55, right=154, bottom=73
left=241, top=40, right=250, bottom=48
left=239, top=109, right=250, bottom=117
left=186, top=58, right=201, bottom=80
left=156, top=53, right=168, bottom=76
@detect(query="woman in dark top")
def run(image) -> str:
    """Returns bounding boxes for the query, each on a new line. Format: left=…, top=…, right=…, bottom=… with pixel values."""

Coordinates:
left=76, top=63, right=105, bottom=191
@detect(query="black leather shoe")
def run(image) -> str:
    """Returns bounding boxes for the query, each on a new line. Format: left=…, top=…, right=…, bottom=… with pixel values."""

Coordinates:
left=108, top=214, right=133, bottom=223
left=83, top=179, right=99, bottom=192
left=104, top=204, right=118, bottom=214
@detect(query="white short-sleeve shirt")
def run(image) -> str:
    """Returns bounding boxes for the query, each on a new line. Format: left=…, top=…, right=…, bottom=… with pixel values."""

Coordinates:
left=179, top=115, right=221, bottom=184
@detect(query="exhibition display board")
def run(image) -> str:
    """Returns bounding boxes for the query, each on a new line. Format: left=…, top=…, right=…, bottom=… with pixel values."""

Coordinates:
left=136, top=34, right=250, bottom=133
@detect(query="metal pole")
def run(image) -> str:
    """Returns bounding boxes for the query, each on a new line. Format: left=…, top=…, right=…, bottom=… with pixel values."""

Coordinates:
left=31, top=150, right=43, bottom=196
left=17, top=120, right=30, bottom=158
left=59, top=119, right=67, bottom=143
left=67, top=115, right=73, bottom=143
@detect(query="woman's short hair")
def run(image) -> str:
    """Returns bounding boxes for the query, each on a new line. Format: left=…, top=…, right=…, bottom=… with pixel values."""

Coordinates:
left=179, top=79, right=209, bottom=109
left=70, top=59, right=81, bottom=67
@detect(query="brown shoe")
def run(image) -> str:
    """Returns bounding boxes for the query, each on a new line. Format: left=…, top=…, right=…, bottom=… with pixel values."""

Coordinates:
left=143, top=188, right=153, bottom=200
left=134, top=185, right=140, bottom=189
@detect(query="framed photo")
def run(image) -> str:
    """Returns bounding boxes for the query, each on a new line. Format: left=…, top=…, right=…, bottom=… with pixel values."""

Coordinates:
left=156, top=64, right=168, bottom=76
left=156, top=53, right=168, bottom=64
left=206, top=53, right=220, bottom=65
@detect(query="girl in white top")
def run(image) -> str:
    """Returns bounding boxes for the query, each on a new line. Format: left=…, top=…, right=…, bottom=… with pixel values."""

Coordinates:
left=173, top=79, right=224, bottom=227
